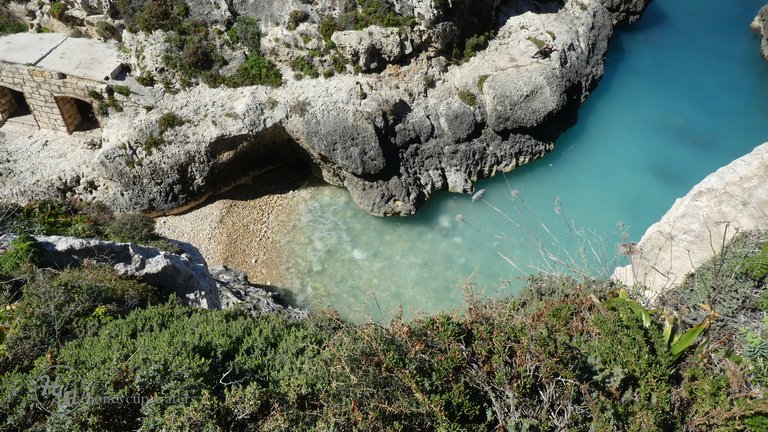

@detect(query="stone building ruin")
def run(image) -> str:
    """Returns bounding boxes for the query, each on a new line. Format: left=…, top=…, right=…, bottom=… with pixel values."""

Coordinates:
left=0, top=33, right=125, bottom=134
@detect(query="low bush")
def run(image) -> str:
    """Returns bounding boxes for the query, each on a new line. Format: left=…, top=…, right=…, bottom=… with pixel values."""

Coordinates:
left=49, top=1, right=65, bottom=20
left=2, top=271, right=765, bottom=430
left=476, top=74, right=489, bottom=92
left=112, top=85, right=131, bottom=97
left=0, top=264, right=163, bottom=373
left=0, top=9, right=27, bottom=34
left=457, top=89, right=477, bottom=106
left=163, top=33, right=220, bottom=82
left=95, top=20, right=117, bottom=40
left=463, top=32, right=490, bottom=59
left=103, top=213, right=158, bottom=244
left=133, top=0, right=189, bottom=33
left=157, top=112, right=186, bottom=135
left=0, top=234, right=42, bottom=274
left=287, top=9, right=310, bottom=30
left=218, top=53, right=283, bottom=88
left=3, top=225, right=768, bottom=429
left=227, top=16, right=260, bottom=53
left=0, top=201, right=168, bottom=247
left=290, top=56, right=319, bottom=79
left=745, top=243, right=768, bottom=281
left=318, top=15, right=340, bottom=45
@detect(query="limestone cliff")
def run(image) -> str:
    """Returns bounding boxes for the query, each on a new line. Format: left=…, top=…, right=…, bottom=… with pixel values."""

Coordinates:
left=753, top=4, right=768, bottom=61
left=613, top=143, right=768, bottom=301
left=0, top=0, right=650, bottom=216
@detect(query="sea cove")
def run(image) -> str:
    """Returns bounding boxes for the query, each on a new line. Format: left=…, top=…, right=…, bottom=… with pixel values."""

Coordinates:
left=278, top=0, right=768, bottom=321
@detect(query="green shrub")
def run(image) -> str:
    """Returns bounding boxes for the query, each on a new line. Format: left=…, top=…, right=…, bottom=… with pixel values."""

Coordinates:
left=112, top=85, right=131, bottom=97
left=96, top=20, right=117, bottom=40
left=318, top=15, right=340, bottom=45
left=317, top=0, right=414, bottom=48
left=331, top=52, right=348, bottom=73
left=0, top=201, right=97, bottom=238
left=457, top=89, right=476, bottom=106
left=227, top=16, right=260, bottom=53
left=134, top=0, right=189, bottom=33
left=88, top=89, right=104, bottom=101
left=49, top=1, right=65, bottom=20
left=287, top=9, right=310, bottom=30
left=0, top=234, right=43, bottom=274
left=4, top=274, right=755, bottom=430
left=0, top=10, right=26, bottom=34
left=219, top=53, right=283, bottom=88
left=136, top=72, right=156, bottom=87
left=462, top=33, right=489, bottom=59
left=98, top=100, right=110, bottom=116
left=352, top=0, right=414, bottom=29
left=157, top=112, right=186, bottom=134
left=0, top=265, right=162, bottom=373
left=104, top=213, right=157, bottom=244
left=0, top=201, right=176, bottom=249
left=476, top=74, right=489, bottom=92
left=141, top=133, right=165, bottom=155
left=163, top=34, right=219, bottom=80
left=660, top=230, right=768, bottom=343
left=744, top=243, right=768, bottom=281
left=290, top=56, right=319, bottom=79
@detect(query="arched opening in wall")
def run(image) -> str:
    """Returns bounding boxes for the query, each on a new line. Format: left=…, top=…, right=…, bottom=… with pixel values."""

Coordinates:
left=0, top=86, right=34, bottom=126
left=55, top=96, right=100, bottom=134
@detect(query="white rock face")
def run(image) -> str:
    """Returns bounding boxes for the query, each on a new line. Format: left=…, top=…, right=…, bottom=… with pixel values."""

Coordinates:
left=752, top=5, right=768, bottom=61
left=32, top=235, right=222, bottom=308
left=332, top=26, right=414, bottom=71
left=0, top=233, right=305, bottom=316
left=0, top=0, right=650, bottom=217
left=612, top=143, right=768, bottom=302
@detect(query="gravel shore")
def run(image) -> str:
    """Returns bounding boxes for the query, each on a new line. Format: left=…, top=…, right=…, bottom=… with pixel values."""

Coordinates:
left=155, top=163, right=310, bottom=286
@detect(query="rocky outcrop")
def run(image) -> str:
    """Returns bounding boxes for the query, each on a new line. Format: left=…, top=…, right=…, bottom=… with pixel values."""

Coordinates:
left=752, top=5, right=768, bottom=61
left=0, top=233, right=306, bottom=317
left=0, top=0, right=650, bottom=216
left=612, top=143, right=768, bottom=302
left=215, top=267, right=308, bottom=319
left=332, top=26, right=415, bottom=72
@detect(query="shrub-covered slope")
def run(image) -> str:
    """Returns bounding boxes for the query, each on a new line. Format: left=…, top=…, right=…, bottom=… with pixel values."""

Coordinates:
left=2, top=230, right=768, bottom=430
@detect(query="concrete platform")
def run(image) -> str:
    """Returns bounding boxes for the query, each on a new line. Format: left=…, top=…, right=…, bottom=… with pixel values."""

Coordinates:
left=0, top=33, right=67, bottom=65
left=0, top=33, right=121, bottom=82
left=36, top=37, right=122, bottom=81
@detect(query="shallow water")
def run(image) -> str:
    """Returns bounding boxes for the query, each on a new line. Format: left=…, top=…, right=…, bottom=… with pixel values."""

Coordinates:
left=277, top=0, right=768, bottom=321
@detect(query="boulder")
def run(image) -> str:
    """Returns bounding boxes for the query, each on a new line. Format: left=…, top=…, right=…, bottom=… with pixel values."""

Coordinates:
left=752, top=5, right=768, bottom=62
left=332, top=26, right=414, bottom=71
left=0, top=233, right=307, bottom=317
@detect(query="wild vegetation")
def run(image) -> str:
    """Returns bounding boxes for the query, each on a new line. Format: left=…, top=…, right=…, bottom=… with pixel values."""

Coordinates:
left=115, top=0, right=282, bottom=88
left=0, top=8, right=26, bottom=34
left=0, top=200, right=174, bottom=250
left=1, top=201, right=767, bottom=430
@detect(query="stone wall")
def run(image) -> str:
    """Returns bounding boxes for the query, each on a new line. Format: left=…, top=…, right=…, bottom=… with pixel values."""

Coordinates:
left=0, top=62, right=107, bottom=133
left=0, top=86, right=18, bottom=121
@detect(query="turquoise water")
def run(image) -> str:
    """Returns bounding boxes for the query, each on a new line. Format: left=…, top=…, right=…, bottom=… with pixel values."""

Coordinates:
left=278, top=0, right=768, bottom=321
